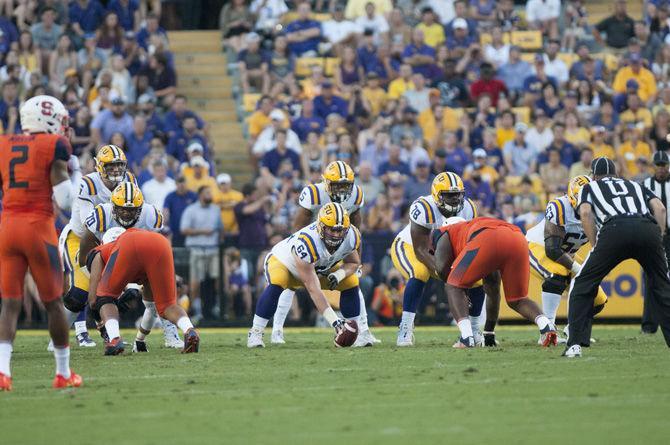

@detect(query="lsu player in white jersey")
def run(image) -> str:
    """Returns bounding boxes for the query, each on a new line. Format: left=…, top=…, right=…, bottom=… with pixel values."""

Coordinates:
left=57, top=145, right=136, bottom=348
left=77, top=181, right=183, bottom=351
left=270, top=161, right=378, bottom=347
left=392, top=172, right=484, bottom=346
left=526, top=175, right=608, bottom=343
left=248, top=203, right=363, bottom=347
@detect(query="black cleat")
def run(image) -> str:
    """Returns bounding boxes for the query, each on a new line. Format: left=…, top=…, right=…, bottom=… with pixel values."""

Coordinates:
left=182, top=328, right=200, bottom=353
left=98, top=325, right=110, bottom=343
left=104, top=337, right=125, bottom=356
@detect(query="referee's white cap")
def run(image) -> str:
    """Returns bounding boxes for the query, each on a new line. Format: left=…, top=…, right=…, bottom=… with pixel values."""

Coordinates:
left=591, top=157, right=617, bottom=176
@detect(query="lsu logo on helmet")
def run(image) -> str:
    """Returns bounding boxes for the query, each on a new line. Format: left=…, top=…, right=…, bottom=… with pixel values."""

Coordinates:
left=567, top=175, right=591, bottom=208
left=96, top=145, right=127, bottom=184
left=431, top=172, right=465, bottom=215
left=317, top=202, right=350, bottom=248
left=111, top=181, right=144, bottom=228
left=322, top=161, right=354, bottom=203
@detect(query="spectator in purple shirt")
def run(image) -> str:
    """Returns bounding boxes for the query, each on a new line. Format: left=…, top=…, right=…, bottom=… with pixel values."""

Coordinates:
left=136, top=93, right=164, bottom=136
left=234, top=183, right=271, bottom=278
left=313, top=82, right=348, bottom=120
left=107, top=0, right=140, bottom=31
left=136, top=12, right=166, bottom=50
left=464, top=174, right=494, bottom=213
left=446, top=18, right=475, bottom=50
left=445, top=0, right=479, bottom=39
left=163, top=94, right=206, bottom=137
left=440, top=132, right=470, bottom=176
left=284, top=2, right=322, bottom=57
left=0, top=16, right=19, bottom=57
left=260, top=129, right=301, bottom=178
left=125, top=115, right=153, bottom=171
left=167, top=116, right=209, bottom=162
left=378, top=144, right=411, bottom=181
left=291, top=99, right=325, bottom=141
left=402, top=28, right=436, bottom=79
left=139, top=52, right=176, bottom=106
left=357, top=29, right=386, bottom=78
left=69, top=0, right=106, bottom=35
left=163, top=176, right=198, bottom=247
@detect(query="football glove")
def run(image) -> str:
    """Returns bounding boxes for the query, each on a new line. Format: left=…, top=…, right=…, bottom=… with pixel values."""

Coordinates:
left=483, top=331, right=498, bottom=347
left=332, top=318, right=346, bottom=334
left=327, top=269, right=346, bottom=290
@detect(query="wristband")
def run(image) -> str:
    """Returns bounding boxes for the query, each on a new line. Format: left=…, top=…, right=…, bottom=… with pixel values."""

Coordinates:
left=322, top=307, right=339, bottom=326
left=483, top=331, right=495, bottom=335
left=571, top=262, right=582, bottom=275
left=331, top=269, right=346, bottom=283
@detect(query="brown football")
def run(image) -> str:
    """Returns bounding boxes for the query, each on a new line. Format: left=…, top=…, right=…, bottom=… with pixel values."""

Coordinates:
left=334, top=320, right=358, bottom=347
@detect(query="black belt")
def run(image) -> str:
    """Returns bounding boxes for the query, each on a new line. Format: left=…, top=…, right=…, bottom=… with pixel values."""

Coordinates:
left=603, top=214, right=655, bottom=226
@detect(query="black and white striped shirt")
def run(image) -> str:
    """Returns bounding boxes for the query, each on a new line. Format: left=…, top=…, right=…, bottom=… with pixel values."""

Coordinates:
left=643, top=176, right=670, bottom=230
left=578, top=177, right=656, bottom=229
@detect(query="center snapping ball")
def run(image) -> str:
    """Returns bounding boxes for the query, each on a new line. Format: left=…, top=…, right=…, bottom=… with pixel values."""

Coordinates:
left=334, top=320, right=358, bottom=347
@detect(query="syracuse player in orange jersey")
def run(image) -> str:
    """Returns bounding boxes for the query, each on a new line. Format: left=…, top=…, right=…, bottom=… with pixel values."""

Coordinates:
left=432, top=217, right=558, bottom=348
left=0, top=95, right=82, bottom=391
left=86, top=227, right=199, bottom=355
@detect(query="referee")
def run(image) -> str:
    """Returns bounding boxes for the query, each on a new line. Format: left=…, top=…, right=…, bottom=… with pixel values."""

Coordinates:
left=641, top=151, right=670, bottom=334
left=565, top=157, right=670, bottom=357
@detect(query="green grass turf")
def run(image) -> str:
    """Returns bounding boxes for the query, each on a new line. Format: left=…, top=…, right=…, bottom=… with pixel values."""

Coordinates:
left=1, top=326, right=669, bottom=445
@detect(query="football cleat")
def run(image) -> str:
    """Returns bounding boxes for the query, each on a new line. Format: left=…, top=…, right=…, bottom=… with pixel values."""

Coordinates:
left=47, top=340, right=54, bottom=352
left=182, top=328, right=200, bottom=353
left=76, top=332, right=96, bottom=347
left=247, top=328, right=265, bottom=348
left=473, top=331, right=484, bottom=347
left=562, top=344, right=582, bottom=358
left=271, top=329, right=286, bottom=344
left=453, top=336, right=476, bottom=348
left=0, top=372, right=12, bottom=391
left=353, top=329, right=375, bottom=347
left=132, top=340, right=148, bottom=353
left=368, top=330, right=382, bottom=344
left=98, top=325, right=110, bottom=343
left=163, top=322, right=184, bottom=349
left=396, top=321, right=415, bottom=347
left=539, top=324, right=558, bottom=347
left=104, top=337, right=125, bottom=356
left=52, top=370, right=83, bottom=389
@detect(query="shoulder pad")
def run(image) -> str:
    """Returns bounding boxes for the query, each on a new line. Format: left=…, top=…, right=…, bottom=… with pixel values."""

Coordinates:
left=353, top=185, right=364, bottom=208
left=545, top=199, right=567, bottom=226
left=80, top=176, right=98, bottom=197
left=298, top=184, right=322, bottom=209
left=409, top=197, right=437, bottom=227
left=293, top=231, right=320, bottom=263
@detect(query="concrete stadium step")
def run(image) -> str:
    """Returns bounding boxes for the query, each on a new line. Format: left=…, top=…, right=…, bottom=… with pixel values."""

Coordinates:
left=178, top=75, right=233, bottom=90
left=168, top=30, right=220, bottom=43
left=169, top=39, right=221, bottom=53
left=198, top=110, right=238, bottom=122
left=174, top=52, right=227, bottom=66
left=176, top=64, right=228, bottom=76
left=189, top=98, right=237, bottom=111
left=177, top=87, right=232, bottom=99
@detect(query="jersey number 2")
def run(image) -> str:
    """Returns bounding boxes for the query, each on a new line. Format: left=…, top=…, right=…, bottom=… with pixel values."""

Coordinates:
left=9, top=145, right=29, bottom=189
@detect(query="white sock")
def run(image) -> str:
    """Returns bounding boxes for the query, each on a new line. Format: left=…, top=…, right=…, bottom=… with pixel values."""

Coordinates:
left=64, top=308, right=79, bottom=327
left=53, top=346, right=71, bottom=378
left=401, top=311, right=416, bottom=325
left=136, top=331, right=146, bottom=341
left=357, top=289, right=369, bottom=331
left=535, top=315, right=551, bottom=330
left=143, top=300, right=158, bottom=317
left=0, top=342, right=12, bottom=376
left=469, top=315, right=481, bottom=334
left=457, top=318, right=473, bottom=339
left=74, top=320, right=87, bottom=336
left=253, top=315, right=269, bottom=330
left=105, top=319, right=120, bottom=339
left=541, top=292, right=562, bottom=324
left=176, top=316, right=194, bottom=334
left=140, top=309, right=154, bottom=333
left=273, top=289, right=294, bottom=331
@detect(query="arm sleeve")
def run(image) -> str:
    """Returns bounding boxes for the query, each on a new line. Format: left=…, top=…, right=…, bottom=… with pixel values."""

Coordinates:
left=643, top=186, right=658, bottom=204
left=54, top=136, right=72, bottom=161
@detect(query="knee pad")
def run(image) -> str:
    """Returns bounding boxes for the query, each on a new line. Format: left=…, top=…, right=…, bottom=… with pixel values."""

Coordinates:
left=542, top=274, right=569, bottom=295
left=63, top=287, right=88, bottom=312
left=91, top=296, right=118, bottom=315
left=590, top=302, right=606, bottom=317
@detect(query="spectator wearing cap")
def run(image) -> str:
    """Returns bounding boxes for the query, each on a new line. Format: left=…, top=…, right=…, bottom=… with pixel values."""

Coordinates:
left=356, top=29, right=387, bottom=79
left=569, top=146, right=594, bottom=178
left=252, top=108, right=302, bottom=157
left=163, top=95, right=206, bottom=137
left=247, top=95, right=276, bottom=141
left=260, top=129, right=301, bottom=179
left=620, top=94, right=654, bottom=130
left=215, top=173, right=244, bottom=236
left=183, top=155, right=219, bottom=195
left=503, top=122, right=540, bottom=176
left=570, top=43, right=605, bottom=82
left=416, top=7, right=445, bottom=48
left=378, top=144, right=411, bottom=181
left=589, top=126, right=615, bottom=159
left=539, top=148, right=569, bottom=195
left=525, top=109, right=553, bottom=153
left=90, top=94, right=133, bottom=144
left=612, top=78, right=639, bottom=114
left=125, top=114, right=154, bottom=170
left=613, top=53, right=658, bottom=103
left=284, top=2, right=322, bottom=57
left=323, top=3, right=360, bottom=47
left=522, top=54, right=558, bottom=106
left=445, top=18, right=475, bottom=51
left=593, top=0, right=635, bottom=49
left=167, top=116, right=209, bottom=162
left=69, top=0, right=106, bottom=36
left=445, top=1, right=478, bottom=40
left=402, top=28, right=436, bottom=80
left=388, top=63, right=415, bottom=100
left=470, top=62, right=507, bottom=107
left=432, top=58, right=468, bottom=107
left=497, top=46, right=533, bottom=97
left=238, top=32, right=270, bottom=95
left=141, top=160, right=177, bottom=209
left=361, top=72, right=387, bottom=116
left=136, top=12, right=166, bottom=51
left=463, top=148, right=499, bottom=186
left=163, top=176, right=198, bottom=247
left=107, top=0, right=140, bottom=32
left=619, top=125, right=652, bottom=178
left=313, top=82, right=348, bottom=120
left=30, top=7, right=62, bottom=52
left=291, top=99, right=325, bottom=142
left=525, top=0, right=560, bottom=40
left=355, top=2, right=390, bottom=47
left=404, top=159, right=432, bottom=201
left=390, top=105, right=422, bottom=144
left=139, top=52, right=177, bottom=106
left=403, top=73, right=431, bottom=113
left=541, top=39, right=568, bottom=85
left=136, top=93, right=163, bottom=134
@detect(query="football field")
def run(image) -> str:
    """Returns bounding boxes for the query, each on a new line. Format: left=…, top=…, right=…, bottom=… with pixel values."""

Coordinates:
left=1, top=326, right=669, bottom=445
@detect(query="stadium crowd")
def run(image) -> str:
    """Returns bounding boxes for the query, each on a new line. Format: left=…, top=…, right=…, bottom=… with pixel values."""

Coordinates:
left=3, top=0, right=670, bottom=327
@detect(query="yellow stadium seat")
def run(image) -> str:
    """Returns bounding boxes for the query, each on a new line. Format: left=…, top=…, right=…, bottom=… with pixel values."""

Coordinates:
left=324, top=58, right=341, bottom=77
left=512, top=107, right=531, bottom=124
left=557, top=53, right=578, bottom=67
left=294, top=57, right=324, bottom=77
left=242, top=93, right=261, bottom=113
left=520, top=52, right=536, bottom=64
left=479, top=32, right=511, bottom=46
left=503, top=174, right=543, bottom=196
left=511, top=30, right=543, bottom=50
left=281, top=12, right=331, bottom=24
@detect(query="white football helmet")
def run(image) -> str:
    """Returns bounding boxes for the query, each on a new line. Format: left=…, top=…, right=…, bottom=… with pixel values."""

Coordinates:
left=445, top=216, right=466, bottom=226
left=20, top=95, right=69, bottom=135
left=102, top=227, right=126, bottom=244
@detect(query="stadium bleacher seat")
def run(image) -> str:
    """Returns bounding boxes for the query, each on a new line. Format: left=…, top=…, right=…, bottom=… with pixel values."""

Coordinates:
left=511, top=30, right=543, bottom=50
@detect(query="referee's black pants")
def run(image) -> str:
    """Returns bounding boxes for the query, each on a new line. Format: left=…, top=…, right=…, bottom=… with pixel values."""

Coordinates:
left=642, top=234, right=670, bottom=333
left=568, top=216, right=670, bottom=348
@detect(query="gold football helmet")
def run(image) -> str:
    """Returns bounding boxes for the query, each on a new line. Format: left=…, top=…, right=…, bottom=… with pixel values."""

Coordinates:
left=322, top=161, right=355, bottom=203
left=95, top=145, right=127, bottom=184
left=567, top=175, right=591, bottom=208
left=317, top=202, right=350, bottom=248
left=432, top=172, right=465, bottom=216
left=111, top=181, right=144, bottom=228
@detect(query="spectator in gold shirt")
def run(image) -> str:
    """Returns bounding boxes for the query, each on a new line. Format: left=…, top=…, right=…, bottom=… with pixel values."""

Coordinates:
left=216, top=173, right=244, bottom=236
